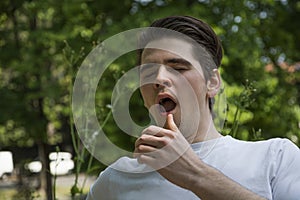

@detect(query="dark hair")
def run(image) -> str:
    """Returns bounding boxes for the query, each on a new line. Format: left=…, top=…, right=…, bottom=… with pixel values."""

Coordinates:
left=138, top=15, right=223, bottom=112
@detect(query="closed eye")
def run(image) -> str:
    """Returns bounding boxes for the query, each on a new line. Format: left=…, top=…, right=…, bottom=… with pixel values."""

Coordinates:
left=165, top=58, right=191, bottom=72
left=173, top=66, right=189, bottom=71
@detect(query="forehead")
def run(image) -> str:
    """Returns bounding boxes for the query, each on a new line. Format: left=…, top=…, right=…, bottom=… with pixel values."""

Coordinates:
left=141, top=38, right=195, bottom=63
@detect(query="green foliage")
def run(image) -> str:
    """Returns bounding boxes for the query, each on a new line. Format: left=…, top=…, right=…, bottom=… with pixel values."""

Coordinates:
left=0, top=0, right=299, bottom=198
left=222, top=79, right=257, bottom=140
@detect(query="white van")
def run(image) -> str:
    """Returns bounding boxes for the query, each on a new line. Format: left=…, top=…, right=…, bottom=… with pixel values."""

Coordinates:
left=0, top=151, right=14, bottom=179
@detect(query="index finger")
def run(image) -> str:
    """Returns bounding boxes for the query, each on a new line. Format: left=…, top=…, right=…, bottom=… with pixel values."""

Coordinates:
left=142, top=125, right=164, bottom=137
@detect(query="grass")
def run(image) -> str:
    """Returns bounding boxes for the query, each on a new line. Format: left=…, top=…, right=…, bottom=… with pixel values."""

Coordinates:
left=0, top=174, right=95, bottom=200
left=0, top=186, right=89, bottom=200
left=0, top=189, right=15, bottom=200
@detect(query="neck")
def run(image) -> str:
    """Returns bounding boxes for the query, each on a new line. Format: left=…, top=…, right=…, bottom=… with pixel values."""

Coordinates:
left=191, top=116, right=222, bottom=143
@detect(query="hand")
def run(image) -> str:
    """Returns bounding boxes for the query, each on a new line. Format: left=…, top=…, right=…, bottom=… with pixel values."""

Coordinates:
left=134, top=115, right=267, bottom=200
left=134, top=114, right=201, bottom=190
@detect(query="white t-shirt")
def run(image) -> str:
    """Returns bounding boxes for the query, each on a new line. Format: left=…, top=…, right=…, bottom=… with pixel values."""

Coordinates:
left=86, top=135, right=300, bottom=200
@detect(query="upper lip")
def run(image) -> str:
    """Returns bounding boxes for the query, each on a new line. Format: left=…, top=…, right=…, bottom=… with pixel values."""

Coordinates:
left=156, top=92, right=177, bottom=105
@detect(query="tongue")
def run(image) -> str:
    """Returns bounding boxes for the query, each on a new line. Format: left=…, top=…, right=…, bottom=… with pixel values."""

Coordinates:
left=161, top=99, right=176, bottom=112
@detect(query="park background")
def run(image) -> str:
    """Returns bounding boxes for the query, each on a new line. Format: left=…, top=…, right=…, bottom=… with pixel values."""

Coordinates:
left=0, top=0, right=299, bottom=199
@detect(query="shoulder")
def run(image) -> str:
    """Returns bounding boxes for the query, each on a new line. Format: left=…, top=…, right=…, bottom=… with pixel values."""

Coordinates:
left=86, top=165, right=114, bottom=199
left=92, top=156, right=150, bottom=184
left=229, top=137, right=300, bottom=199
left=86, top=156, right=156, bottom=199
left=223, top=136, right=300, bottom=171
left=266, top=138, right=300, bottom=200
left=266, top=137, right=300, bottom=172
left=254, top=138, right=300, bottom=164
left=85, top=157, right=134, bottom=200
left=225, top=135, right=298, bottom=154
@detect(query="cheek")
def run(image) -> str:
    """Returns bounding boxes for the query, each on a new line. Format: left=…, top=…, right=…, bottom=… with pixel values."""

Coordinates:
left=185, top=73, right=207, bottom=98
left=140, top=86, right=153, bottom=108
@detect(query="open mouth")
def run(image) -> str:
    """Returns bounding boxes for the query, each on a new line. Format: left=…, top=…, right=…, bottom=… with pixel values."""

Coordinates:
left=158, top=97, right=177, bottom=113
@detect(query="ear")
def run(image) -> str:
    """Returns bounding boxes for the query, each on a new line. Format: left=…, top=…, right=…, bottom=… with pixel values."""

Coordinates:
left=207, top=69, right=221, bottom=98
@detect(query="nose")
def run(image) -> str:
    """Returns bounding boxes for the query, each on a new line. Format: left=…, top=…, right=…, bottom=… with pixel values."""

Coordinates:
left=153, top=65, right=172, bottom=89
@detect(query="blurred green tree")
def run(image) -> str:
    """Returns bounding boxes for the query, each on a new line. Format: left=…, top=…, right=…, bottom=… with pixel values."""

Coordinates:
left=0, top=0, right=299, bottom=198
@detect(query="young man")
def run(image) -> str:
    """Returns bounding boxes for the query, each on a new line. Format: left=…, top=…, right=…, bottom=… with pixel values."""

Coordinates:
left=86, top=16, right=300, bottom=199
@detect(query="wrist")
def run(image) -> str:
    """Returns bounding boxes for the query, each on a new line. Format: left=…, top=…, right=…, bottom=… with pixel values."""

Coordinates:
left=184, top=159, right=208, bottom=193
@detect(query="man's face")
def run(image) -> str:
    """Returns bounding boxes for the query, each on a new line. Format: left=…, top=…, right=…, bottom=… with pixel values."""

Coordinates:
left=139, top=38, right=211, bottom=141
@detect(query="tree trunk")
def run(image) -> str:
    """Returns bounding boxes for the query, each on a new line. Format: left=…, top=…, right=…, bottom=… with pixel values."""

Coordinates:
left=38, top=141, right=53, bottom=200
